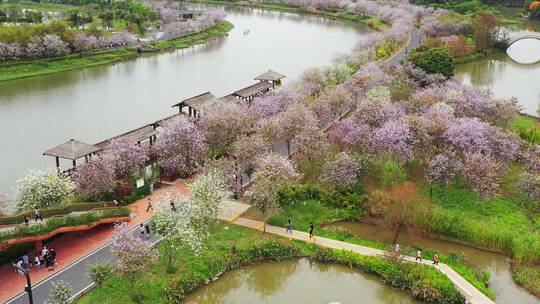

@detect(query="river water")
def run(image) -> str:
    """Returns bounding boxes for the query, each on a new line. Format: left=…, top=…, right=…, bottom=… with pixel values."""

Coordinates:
left=325, top=221, right=540, bottom=304
left=455, top=21, right=540, bottom=117
left=182, top=258, right=420, bottom=304
left=0, top=5, right=369, bottom=206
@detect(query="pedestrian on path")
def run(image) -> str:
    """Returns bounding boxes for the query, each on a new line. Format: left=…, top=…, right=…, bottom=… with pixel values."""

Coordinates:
left=23, top=215, right=29, bottom=226
left=113, top=199, right=119, bottom=207
left=22, top=255, right=29, bottom=269
left=146, top=198, right=153, bottom=212
left=309, top=223, right=314, bottom=239
left=140, top=223, right=145, bottom=237
left=394, top=244, right=400, bottom=257
left=170, top=201, right=176, bottom=212
left=34, top=207, right=43, bottom=222
left=415, top=249, right=422, bottom=262
left=286, top=219, right=292, bottom=233
left=15, top=260, right=24, bottom=276
left=145, top=223, right=151, bottom=239
left=433, top=253, right=439, bottom=266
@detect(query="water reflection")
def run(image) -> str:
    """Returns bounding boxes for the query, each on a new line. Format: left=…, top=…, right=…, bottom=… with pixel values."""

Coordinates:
left=182, top=258, right=420, bottom=304
left=325, top=221, right=540, bottom=304
left=507, top=38, right=540, bottom=64
left=0, top=4, right=369, bottom=200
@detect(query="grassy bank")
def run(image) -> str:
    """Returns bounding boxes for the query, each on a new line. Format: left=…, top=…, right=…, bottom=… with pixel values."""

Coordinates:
left=0, top=0, right=88, bottom=11
left=0, top=21, right=233, bottom=82
left=78, top=222, right=465, bottom=303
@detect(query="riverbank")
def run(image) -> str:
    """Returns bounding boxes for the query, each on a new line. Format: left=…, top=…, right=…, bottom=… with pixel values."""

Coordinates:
left=190, top=0, right=388, bottom=31
left=0, top=21, right=233, bottom=82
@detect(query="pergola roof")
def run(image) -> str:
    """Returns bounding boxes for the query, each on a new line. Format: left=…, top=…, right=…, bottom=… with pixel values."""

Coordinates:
left=43, top=139, right=101, bottom=160
left=220, top=94, right=238, bottom=103
left=254, top=70, right=286, bottom=82
left=233, top=82, right=273, bottom=98
left=95, top=125, right=158, bottom=149
left=172, top=92, right=217, bottom=111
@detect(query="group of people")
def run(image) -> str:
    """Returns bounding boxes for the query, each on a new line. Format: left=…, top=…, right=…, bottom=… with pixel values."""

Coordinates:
left=14, top=246, right=57, bottom=275
left=21, top=207, right=44, bottom=226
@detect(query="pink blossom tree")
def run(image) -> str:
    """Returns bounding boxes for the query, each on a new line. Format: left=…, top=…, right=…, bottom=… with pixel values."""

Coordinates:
left=370, top=119, right=413, bottom=160
left=328, top=118, right=369, bottom=152
left=248, top=153, right=300, bottom=231
left=291, top=125, right=330, bottom=178
left=102, top=138, right=149, bottom=180
left=277, top=103, right=319, bottom=157
left=72, top=157, right=114, bottom=197
left=197, top=103, right=253, bottom=157
left=518, top=172, right=540, bottom=202
left=111, top=223, right=157, bottom=286
left=321, top=152, right=359, bottom=188
left=155, top=116, right=206, bottom=177
left=461, top=152, right=500, bottom=200
left=232, top=135, right=270, bottom=177
left=426, top=152, right=461, bottom=199
left=523, top=145, right=540, bottom=172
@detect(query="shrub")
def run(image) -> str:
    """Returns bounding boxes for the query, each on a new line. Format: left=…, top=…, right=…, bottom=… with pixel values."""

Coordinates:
left=378, top=159, right=408, bottom=187
left=408, top=46, right=455, bottom=79
left=89, top=263, right=114, bottom=287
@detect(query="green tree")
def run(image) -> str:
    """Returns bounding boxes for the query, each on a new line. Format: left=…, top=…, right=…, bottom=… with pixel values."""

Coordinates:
left=98, top=10, right=114, bottom=30
left=89, top=263, right=113, bottom=288
left=408, top=46, right=455, bottom=78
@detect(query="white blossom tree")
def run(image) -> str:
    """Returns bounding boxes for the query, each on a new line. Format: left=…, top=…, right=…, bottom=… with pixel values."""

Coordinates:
left=15, top=169, right=74, bottom=212
left=44, top=280, right=72, bottom=304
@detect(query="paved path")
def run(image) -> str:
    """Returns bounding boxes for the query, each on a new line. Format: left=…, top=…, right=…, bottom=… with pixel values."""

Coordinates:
left=386, top=28, right=422, bottom=66
left=1, top=180, right=191, bottom=304
left=230, top=215, right=494, bottom=304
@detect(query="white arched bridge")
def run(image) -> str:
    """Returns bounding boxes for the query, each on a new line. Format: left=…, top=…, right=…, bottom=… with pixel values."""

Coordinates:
left=507, top=32, right=540, bottom=46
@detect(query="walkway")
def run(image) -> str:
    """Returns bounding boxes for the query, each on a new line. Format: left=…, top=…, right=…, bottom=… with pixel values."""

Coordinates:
left=387, top=28, right=422, bottom=66
left=0, top=180, right=191, bottom=304
left=225, top=207, right=494, bottom=304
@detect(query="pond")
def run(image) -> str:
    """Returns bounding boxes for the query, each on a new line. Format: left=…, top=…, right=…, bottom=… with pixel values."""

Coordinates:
left=182, top=258, right=421, bottom=304
left=0, top=4, right=370, bottom=210
left=325, top=221, right=540, bottom=304
left=455, top=20, right=540, bottom=117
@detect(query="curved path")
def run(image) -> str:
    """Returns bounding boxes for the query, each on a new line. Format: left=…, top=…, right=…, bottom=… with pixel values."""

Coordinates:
left=386, top=28, right=422, bottom=66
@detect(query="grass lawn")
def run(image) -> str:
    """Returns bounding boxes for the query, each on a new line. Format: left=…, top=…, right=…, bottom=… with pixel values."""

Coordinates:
left=0, top=21, right=233, bottom=82
left=511, top=115, right=540, bottom=145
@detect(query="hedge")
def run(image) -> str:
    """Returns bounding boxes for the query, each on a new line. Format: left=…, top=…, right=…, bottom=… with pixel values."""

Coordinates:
left=0, top=207, right=130, bottom=243
left=0, top=201, right=108, bottom=226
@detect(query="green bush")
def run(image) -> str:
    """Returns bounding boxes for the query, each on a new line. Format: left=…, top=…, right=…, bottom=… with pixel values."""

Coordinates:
left=0, top=201, right=107, bottom=225
left=408, top=46, right=455, bottom=79
left=379, top=158, right=408, bottom=187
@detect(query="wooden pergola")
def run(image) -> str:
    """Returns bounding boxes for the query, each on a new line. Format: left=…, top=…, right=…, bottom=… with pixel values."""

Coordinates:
left=95, top=125, right=158, bottom=149
left=43, top=139, right=101, bottom=170
left=254, top=70, right=286, bottom=86
left=172, top=92, right=223, bottom=118
left=233, top=81, right=274, bottom=102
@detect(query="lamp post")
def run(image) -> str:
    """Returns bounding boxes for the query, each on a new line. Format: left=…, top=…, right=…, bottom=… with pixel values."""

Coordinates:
left=13, top=264, right=34, bottom=304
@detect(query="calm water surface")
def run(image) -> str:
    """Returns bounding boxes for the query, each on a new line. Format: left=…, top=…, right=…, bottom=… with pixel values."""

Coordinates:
left=325, top=221, right=540, bottom=304
left=183, top=258, right=420, bottom=304
left=455, top=22, right=540, bottom=117
left=0, top=5, right=369, bottom=205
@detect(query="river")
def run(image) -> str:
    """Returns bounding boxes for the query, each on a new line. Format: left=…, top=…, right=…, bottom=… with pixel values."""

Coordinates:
left=455, top=19, right=540, bottom=117
left=325, top=221, right=540, bottom=304
left=0, top=4, right=369, bottom=208
left=182, top=258, right=420, bottom=304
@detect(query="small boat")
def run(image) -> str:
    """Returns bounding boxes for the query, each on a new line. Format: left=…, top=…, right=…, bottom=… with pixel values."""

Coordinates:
left=243, top=29, right=250, bottom=35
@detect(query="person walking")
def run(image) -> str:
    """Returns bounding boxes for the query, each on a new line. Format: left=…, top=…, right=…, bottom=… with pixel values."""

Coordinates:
left=286, top=219, right=292, bottom=233
left=433, top=253, right=439, bottom=266
left=23, top=215, right=29, bottom=226
left=140, top=223, right=145, bottom=237
left=394, top=244, right=400, bottom=257
left=22, top=255, right=30, bottom=270
left=170, top=201, right=176, bottom=212
left=145, top=223, right=151, bottom=239
left=146, top=198, right=153, bottom=212
left=113, top=199, right=119, bottom=207
left=16, top=259, right=24, bottom=276
left=415, top=249, right=422, bottom=262
left=309, top=223, right=314, bottom=239
left=34, top=207, right=43, bottom=222
left=49, top=249, right=56, bottom=271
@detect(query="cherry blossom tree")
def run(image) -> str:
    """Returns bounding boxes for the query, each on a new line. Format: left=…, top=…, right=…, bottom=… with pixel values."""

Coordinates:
left=523, top=145, right=540, bottom=173
left=15, top=169, right=74, bottom=212
left=291, top=125, right=330, bottom=178
left=248, top=154, right=300, bottom=231
left=155, top=116, right=206, bottom=177
left=277, top=103, right=319, bottom=157
left=328, top=118, right=369, bottom=152
left=44, top=280, right=72, bottom=304
left=518, top=172, right=540, bottom=202
left=102, top=138, right=148, bottom=180
left=426, top=152, right=461, bottom=199
left=72, top=157, right=114, bottom=197
left=232, top=135, right=270, bottom=177
left=321, top=152, right=359, bottom=188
